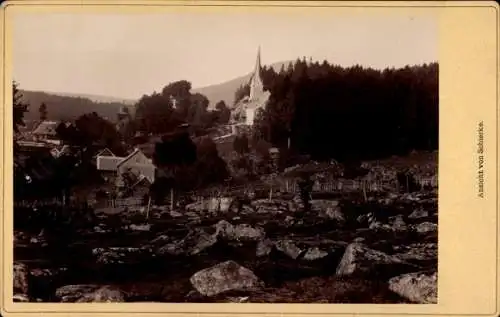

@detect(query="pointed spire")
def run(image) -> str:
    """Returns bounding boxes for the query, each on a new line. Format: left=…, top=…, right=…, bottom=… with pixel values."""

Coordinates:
left=249, top=46, right=264, bottom=101
left=254, top=46, right=262, bottom=75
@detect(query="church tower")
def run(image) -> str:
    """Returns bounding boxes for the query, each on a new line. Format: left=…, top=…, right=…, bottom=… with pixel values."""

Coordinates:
left=248, top=46, right=264, bottom=101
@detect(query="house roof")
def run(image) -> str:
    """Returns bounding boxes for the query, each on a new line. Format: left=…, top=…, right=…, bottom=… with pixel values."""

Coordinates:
left=94, top=148, right=115, bottom=158
left=97, top=156, right=125, bottom=171
left=116, top=148, right=152, bottom=169
left=32, top=121, right=59, bottom=136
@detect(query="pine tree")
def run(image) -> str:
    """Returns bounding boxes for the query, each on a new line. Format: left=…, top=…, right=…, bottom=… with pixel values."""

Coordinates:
left=13, top=81, right=28, bottom=133
left=39, top=102, right=48, bottom=121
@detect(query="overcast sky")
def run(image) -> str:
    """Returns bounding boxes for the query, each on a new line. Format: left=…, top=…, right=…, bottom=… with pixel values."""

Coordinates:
left=12, top=8, right=437, bottom=100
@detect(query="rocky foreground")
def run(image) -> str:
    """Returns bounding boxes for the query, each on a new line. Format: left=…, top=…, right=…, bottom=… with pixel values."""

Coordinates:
left=13, top=191, right=437, bottom=303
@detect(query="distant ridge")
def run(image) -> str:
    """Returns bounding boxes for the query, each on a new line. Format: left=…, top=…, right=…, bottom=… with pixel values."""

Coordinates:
left=30, top=90, right=137, bottom=105
left=19, top=90, right=135, bottom=123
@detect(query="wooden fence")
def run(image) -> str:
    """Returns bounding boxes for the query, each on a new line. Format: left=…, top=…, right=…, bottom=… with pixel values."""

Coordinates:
left=18, top=174, right=437, bottom=210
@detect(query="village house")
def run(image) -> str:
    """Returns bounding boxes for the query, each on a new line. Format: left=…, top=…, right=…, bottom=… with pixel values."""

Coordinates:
left=96, top=148, right=156, bottom=193
left=31, top=120, right=62, bottom=145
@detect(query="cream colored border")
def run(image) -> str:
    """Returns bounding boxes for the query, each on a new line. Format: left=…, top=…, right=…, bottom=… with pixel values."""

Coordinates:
left=1, top=1, right=499, bottom=316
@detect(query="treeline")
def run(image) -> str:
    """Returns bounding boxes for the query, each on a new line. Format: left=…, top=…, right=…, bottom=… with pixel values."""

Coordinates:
left=19, top=89, right=134, bottom=123
left=244, top=59, right=438, bottom=162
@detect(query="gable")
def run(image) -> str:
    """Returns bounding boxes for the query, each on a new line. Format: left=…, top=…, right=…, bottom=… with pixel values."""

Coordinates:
left=117, top=149, right=151, bottom=169
left=96, top=148, right=115, bottom=157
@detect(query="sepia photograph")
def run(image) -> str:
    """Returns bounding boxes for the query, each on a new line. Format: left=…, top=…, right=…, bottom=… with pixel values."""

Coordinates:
left=10, top=5, right=439, bottom=304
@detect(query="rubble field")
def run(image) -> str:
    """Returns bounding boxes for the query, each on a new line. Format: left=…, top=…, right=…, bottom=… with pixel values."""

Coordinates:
left=13, top=190, right=437, bottom=303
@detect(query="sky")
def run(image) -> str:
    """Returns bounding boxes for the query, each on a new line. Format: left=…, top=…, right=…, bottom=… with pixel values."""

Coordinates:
left=12, top=8, right=437, bottom=100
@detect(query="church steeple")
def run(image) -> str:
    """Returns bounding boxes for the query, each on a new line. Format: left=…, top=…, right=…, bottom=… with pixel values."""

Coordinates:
left=249, top=46, right=264, bottom=101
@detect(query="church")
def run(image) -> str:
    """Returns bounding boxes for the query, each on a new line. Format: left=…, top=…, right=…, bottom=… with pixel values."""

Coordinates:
left=230, top=47, right=271, bottom=128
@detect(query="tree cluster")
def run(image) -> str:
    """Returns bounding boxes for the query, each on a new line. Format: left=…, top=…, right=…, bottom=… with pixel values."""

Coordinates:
left=133, top=80, right=230, bottom=137
left=56, top=112, right=126, bottom=156
left=151, top=131, right=229, bottom=202
left=251, top=59, right=438, bottom=163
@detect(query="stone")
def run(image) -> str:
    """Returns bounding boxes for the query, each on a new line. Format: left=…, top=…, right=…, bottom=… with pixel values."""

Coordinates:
left=302, top=247, right=329, bottom=261
left=215, top=220, right=265, bottom=242
left=76, top=286, right=126, bottom=303
left=13, top=262, right=29, bottom=295
left=336, top=243, right=413, bottom=277
left=170, top=210, right=183, bottom=218
left=13, top=294, right=30, bottom=302
left=256, top=239, right=274, bottom=257
left=390, top=215, right=407, bottom=231
left=275, top=240, right=304, bottom=260
left=159, top=228, right=218, bottom=256
left=388, top=271, right=437, bottom=304
left=56, top=284, right=125, bottom=302
left=393, top=243, right=437, bottom=262
left=413, top=222, right=437, bottom=233
left=92, top=247, right=153, bottom=265
left=129, top=224, right=151, bottom=231
left=190, top=260, right=264, bottom=297
left=408, top=209, right=429, bottom=220
left=323, top=206, right=345, bottom=222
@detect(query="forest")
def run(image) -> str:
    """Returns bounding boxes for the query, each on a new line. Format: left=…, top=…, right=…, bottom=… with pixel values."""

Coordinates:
left=241, top=59, right=438, bottom=163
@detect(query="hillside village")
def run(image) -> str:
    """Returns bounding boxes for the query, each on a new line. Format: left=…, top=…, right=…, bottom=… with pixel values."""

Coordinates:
left=13, top=48, right=438, bottom=304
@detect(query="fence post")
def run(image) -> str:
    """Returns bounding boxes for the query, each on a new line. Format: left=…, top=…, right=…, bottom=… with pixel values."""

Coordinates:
left=170, top=188, right=174, bottom=211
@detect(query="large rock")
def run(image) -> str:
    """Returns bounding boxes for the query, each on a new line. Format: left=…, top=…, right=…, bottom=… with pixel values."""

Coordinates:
left=413, top=222, right=437, bottom=233
left=311, top=200, right=343, bottom=219
left=256, top=239, right=274, bottom=257
left=190, top=260, right=264, bottom=297
left=302, top=247, right=329, bottom=261
left=55, top=284, right=125, bottom=302
left=274, top=240, right=305, bottom=260
left=408, top=209, right=429, bottom=220
left=214, top=220, right=265, bottom=242
left=393, top=243, right=437, bottom=262
left=389, top=215, right=407, bottom=231
left=159, top=228, right=217, bottom=256
left=336, top=243, right=416, bottom=277
left=92, top=247, right=154, bottom=265
left=13, top=262, right=30, bottom=296
left=388, top=271, right=437, bottom=303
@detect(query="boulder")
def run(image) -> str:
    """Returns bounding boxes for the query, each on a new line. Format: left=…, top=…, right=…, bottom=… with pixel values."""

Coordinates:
left=92, top=247, right=154, bottom=265
left=214, top=220, right=265, bottom=242
left=128, top=224, right=151, bottom=231
left=408, top=209, right=429, bottom=220
left=302, top=247, right=329, bottom=261
left=55, top=284, right=125, bottom=302
left=13, top=294, right=30, bottom=302
left=256, top=239, right=274, bottom=257
left=388, top=271, right=437, bottom=304
left=413, top=222, right=437, bottom=233
left=12, top=262, right=30, bottom=301
left=13, top=262, right=29, bottom=296
left=389, top=215, right=407, bottom=231
left=336, top=243, right=416, bottom=277
left=275, top=240, right=304, bottom=260
left=190, top=260, right=264, bottom=297
left=159, top=228, right=217, bottom=256
left=393, top=243, right=437, bottom=262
